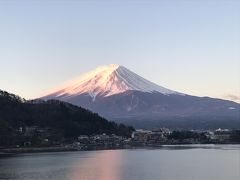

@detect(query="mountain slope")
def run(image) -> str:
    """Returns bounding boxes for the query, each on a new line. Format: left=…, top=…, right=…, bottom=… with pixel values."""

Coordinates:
left=44, top=64, right=179, bottom=101
left=0, top=90, right=134, bottom=145
left=42, top=64, right=240, bottom=129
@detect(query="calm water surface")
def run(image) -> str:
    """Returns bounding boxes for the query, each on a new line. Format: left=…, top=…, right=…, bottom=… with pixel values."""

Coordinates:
left=0, top=145, right=240, bottom=180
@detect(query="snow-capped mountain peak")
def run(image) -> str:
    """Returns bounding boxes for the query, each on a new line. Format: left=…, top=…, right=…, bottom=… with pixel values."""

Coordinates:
left=41, top=64, right=239, bottom=130
left=43, top=64, right=179, bottom=100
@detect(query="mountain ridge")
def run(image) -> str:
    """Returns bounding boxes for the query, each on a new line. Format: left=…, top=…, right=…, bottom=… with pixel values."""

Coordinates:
left=0, top=89, right=134, bottom=147
left=42, top=64, right=240, bottom=129
left=43, top=64, right=180, bottom=101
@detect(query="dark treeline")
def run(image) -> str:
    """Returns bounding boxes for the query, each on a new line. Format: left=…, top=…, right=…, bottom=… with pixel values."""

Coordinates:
left=0, top=90, right=134, bottom=146
left=230, top=130, right=240, bottom=142
left=169, top=131, right=207, bottom=141
left=168, top=130, right=240, bottom=143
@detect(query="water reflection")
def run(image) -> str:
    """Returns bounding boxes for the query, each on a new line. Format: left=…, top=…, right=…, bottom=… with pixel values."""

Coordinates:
left=0, top=150, right=123, bottom=180
left=0, top=146, right=239, bottom=180
left=70, top=150, right=123, bottom=180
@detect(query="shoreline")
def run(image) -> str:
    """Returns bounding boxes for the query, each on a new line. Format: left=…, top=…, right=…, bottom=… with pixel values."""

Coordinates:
left=0, top=146, right=77, bottom=155
left=1, top=143, right=240, bottom=155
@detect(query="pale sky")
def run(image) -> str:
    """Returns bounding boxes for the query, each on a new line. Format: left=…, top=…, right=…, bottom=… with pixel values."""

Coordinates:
left=0, top=0, right=239, bottom=102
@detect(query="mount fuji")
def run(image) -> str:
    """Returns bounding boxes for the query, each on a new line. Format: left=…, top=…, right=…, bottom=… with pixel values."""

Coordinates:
left=42, top=64, right=240, bottom=129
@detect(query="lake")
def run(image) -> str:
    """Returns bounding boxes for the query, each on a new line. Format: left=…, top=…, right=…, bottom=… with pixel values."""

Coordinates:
left=0, top=145, right=240, bottom=180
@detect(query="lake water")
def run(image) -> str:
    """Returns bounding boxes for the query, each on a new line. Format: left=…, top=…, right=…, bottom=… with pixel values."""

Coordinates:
left=0, top=145, right=240, bottom=180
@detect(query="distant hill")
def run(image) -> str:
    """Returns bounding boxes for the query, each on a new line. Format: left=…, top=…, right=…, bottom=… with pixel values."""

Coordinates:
left=0, top=90, right=134, bottom=146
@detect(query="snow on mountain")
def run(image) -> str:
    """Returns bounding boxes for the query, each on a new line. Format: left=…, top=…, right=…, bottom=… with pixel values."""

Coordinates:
left=44, top=64, right=180, bottom=100
left=41, top=64, right=240, bottom=129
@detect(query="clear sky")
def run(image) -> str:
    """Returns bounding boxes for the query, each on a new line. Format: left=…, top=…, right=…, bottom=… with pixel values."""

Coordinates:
left=0, top=0, right=239, bottom=102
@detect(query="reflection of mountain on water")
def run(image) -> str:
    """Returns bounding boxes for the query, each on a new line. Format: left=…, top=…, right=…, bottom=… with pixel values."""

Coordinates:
left=0, top=148, right=240, bottom=179
left=70, top=150, right=123, bottom=180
